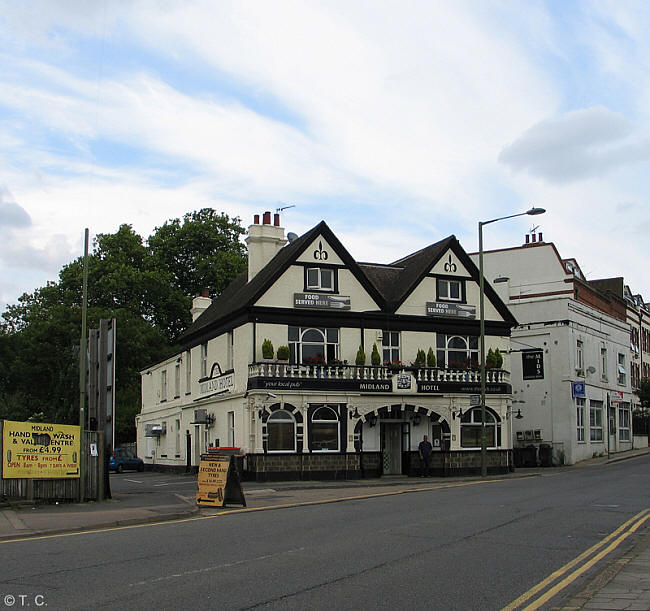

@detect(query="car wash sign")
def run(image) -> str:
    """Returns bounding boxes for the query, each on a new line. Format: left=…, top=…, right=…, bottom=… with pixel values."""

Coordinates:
left=1, top=420, right=81, bottom=479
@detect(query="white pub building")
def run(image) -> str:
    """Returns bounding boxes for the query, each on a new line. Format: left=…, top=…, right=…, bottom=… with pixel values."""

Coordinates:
left=137, top=212, right=518, bottom=480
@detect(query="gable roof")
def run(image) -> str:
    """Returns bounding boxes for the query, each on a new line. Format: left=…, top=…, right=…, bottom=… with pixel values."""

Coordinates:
left=179, top=221, right=517, bottom=347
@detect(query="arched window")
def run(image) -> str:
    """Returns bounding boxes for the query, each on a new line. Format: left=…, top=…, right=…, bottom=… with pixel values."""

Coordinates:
left=460, top=408, right=501, bottom=448
left=288, top=327, right=339, bottom=364
left=436, top=335, right=479, bottom=368
left=310, top=405, right=340, bottom=452
left=267, top=410, right=296, bottom=452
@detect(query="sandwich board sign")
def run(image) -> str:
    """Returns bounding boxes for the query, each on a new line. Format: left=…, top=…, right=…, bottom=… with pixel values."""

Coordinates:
left=196, top=454, right=246, bottom=508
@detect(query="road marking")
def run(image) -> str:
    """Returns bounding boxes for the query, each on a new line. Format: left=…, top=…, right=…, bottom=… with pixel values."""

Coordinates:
left=0, top=477, right=505, bottom=544
left=125, top=479, right=143, bottom=484
left=502, top=508, right=650, bottom=611
left=129, top=547, right=305, bottom=587
left=153, top=483, right=173, bottom=487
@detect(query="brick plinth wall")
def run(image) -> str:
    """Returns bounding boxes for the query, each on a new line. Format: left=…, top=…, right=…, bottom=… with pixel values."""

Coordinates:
left=245, top=452, right=383, bottom=482
left=408, top=450, right=514, bottom=476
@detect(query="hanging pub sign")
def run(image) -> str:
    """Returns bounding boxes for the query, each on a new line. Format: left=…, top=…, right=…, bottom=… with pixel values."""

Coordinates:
left=571, top=381, right=586, bottom=398
left=426, top=302, right=476, bottom=319
left=196, top=454, right=246, bottom=508
left=522, top=350, right=544, bottom=380
left=294, top=293, right=351, bottom=310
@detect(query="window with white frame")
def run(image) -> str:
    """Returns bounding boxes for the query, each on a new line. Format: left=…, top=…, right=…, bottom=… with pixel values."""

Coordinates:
left=460, top=408, right=501, bottom=448
left=437, top=278, right=462, bottom=301
left=306, top=267, right=335, bottom=292
left=174, top=363, right=180, bottom=398
left=436, top=335, right=479, bottom=369
left=617, top=353, right=626, bottom=385
left=619, top=406, right=631, bottom=442
left=576, top=398, right=585, bottom=442
left=382, top=331, right=400, bottom=364
left=200, top=342, right=208, bottom=378
left=185, top=350, right=191, bottom=394
left=228, top=330, right=234, bottom=370
left=160, top=370, right=167, bottom=402
left=175, top=419, right=181, bottom=454
left=267, top=410, right=296, bottom=451
left=228, top=411, right=235, bottom=446
left=600, top=346, right=607, bottom=380
left=576, top=340, right=584, bottom=372
left=310, top=405, right=340, bottom=451
left=288, top=327, right=339, bottom=364
left=589, top=400, right=603, bottom=442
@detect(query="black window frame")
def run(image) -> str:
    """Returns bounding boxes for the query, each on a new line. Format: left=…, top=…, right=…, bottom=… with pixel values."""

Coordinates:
left=435, top=276, right=466, bottom=303
left=303, top=265, right=339, bottom=293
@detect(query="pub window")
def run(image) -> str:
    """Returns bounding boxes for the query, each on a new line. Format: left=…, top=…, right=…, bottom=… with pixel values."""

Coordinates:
left=617, top=353, right=626, bottom=385
left=174, top=363, right=181, bottom=398
left=160, top=370, right=167, bottom=402
left=306, top=267, right=335, bottom=292
left=437, top=278, right=462, bottom=302
left=436, top=334, right=479, bottom=369
left=576, top=398, right=585, bottom=442
left=200, top=342, right=208, bottom=378
left=382, top=331, right=400, bottom=363
left=460, top=408, right=501, bottom=448
left=288, top=327, right=339, bottom=365
left=267, top=410, right=296, bottom=452
left=185, top=350, right=192, bottom=394
left=618, top=406, right=630, bottom=442
left=310, top=406, right=340, bottom=452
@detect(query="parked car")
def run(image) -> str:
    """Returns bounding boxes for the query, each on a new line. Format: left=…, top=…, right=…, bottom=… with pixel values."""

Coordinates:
left=110, top=448, right=145, bottom=473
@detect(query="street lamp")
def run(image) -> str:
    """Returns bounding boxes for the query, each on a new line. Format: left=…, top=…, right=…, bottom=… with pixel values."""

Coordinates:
left=478, top=206, right=545, bottom=476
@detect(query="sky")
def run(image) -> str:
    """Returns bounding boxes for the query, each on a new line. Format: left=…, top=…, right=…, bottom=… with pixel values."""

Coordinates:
left=1, top=0, right=649, bottom=314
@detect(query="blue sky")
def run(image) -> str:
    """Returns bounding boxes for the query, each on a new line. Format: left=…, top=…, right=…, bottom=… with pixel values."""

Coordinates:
left=1, top=0, right=649, bottom=313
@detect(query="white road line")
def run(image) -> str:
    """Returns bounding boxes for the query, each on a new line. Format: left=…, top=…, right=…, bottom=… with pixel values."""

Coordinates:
left=129, top=547, right=306, bottom=587
left=125, top=479, right=143, bottom=484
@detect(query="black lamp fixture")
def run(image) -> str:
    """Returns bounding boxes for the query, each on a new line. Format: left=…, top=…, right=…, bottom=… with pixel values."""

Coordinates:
left=451, top=406, right=464, bottom=420
left=351, top=406, right=361, bottom=419
left=413, top=413, right=421, bottom=426
left=367, top=413, right=377, bottom=427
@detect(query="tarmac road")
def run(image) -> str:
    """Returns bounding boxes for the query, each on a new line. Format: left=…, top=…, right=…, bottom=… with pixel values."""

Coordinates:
left=1, top=454, right=649, bottom=610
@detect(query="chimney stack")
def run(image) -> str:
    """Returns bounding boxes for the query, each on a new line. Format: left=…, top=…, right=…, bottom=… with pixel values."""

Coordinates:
left=246, top=211, right=287, bottom=281
left=525, top=234, right=530, bottom=245
left=191, top=290, right=212, bottom=322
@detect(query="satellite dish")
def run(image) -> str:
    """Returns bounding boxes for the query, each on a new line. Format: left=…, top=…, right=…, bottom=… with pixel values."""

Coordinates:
left=287, top=232, right=299, bottom=243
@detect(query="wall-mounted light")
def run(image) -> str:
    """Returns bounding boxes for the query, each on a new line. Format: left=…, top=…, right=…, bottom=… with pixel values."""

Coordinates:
left=413, top=413, right=421, bottom=426
left=451, top=407, right=463, bottom=420
left=507, top=408, right=524, bottom=420
left=367, top=413, right=377, bottom=427
left=350, top=406, right=361, bottom=419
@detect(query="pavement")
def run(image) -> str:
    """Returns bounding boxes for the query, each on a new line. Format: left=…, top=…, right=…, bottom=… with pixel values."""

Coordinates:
left=1, top=446, right=649, bottom=610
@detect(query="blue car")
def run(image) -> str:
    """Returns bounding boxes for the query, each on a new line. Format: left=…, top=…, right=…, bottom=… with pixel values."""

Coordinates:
left=110, top=448, right=145, bottom=473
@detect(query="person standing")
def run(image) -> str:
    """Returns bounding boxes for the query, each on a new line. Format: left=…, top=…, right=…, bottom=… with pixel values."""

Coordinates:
left=418, top=435, right=433, bottom=477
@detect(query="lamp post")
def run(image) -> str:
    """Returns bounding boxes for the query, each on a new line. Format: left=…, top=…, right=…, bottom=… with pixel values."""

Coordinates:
left=479, top=207, right=545, bottom=476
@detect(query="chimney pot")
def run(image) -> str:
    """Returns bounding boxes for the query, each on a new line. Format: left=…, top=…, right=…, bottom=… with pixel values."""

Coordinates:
left=274, top=213, right=280, bottom=227
left=532, top=234, right=537, bottom=243
left=254, top=214, right=260, bottom=224
left=525, top=235, right=530, bottom=244
left=201, top=288, right=210, bottom=298
left=538, top=232, right=543, bottom=242
left=263, top=211, right=271, bottom=225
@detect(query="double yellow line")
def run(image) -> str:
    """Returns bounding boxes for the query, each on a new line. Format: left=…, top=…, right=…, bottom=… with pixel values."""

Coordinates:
left=502, top=508, right=650, bottom=610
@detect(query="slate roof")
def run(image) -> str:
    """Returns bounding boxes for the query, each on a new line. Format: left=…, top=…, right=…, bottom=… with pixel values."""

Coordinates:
left=179, top=220, right=516, bottom=348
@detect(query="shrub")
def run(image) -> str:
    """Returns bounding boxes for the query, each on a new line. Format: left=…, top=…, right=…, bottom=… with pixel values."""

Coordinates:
left=277, top=345, right=290, bottom=361
left=486, top=348, right=497, bottom=368
left=262, top=339, right=274, bottom=359
left=414, top=348, right=427, bottom=367
left=371, top=343, right=381, bottom=366
left=495, top=348, right=503, bottom=368
left=427, top=347, right=436, bottom=367
left=355, top=345, right=366, bottom=366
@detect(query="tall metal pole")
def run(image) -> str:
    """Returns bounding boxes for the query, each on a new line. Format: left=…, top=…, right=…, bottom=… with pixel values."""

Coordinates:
left=479, top=222, right=487, bottom=477
left=79, top=228, right=89, bottom=502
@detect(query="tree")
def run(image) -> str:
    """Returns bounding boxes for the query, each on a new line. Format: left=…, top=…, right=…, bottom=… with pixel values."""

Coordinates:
left=148, top=209, right=247, bottom=299
left=0, top=209, right=247, bottom=442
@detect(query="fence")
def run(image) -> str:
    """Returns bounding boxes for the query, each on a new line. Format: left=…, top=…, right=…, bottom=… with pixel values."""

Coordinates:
left=1, top=430, right=103, bottom=502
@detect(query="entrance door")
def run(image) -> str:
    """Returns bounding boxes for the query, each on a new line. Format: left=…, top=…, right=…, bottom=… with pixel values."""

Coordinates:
left=382, top=423, right=402, bottom=475
left=608, top=406, right=617, bottom=453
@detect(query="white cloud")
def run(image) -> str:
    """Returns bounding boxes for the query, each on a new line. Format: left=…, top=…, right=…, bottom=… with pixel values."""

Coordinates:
left=499, top=106, right=650, bottom=183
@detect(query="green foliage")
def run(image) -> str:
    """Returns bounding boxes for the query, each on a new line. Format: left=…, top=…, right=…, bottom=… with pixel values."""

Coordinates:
left=486, top=348, right=497, bottom=368
left=355, top=345, right=366, bottom=367
left=495, top=348, right=503, bottom=369
left=0, top=209, right=247, bottom=443
left=427, top=347, right=436, bottom=367
left=635, top=377, right=650, bottom=408
left=277, top=345, right=290, bottom=361
left=371, top=343, right=381, bottom=366
left=414, top=348, right=427, bottom=367
left=262, top=339, right=274, bottom=359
